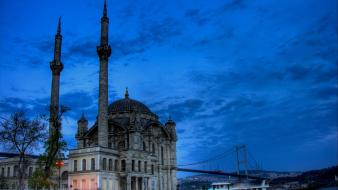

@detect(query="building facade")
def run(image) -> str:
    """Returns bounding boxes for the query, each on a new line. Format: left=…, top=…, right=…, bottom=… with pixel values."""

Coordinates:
left=67, top=1, right=177, bottom=189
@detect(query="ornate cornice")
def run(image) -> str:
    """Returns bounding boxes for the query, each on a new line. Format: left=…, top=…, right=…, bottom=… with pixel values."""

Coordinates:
left=50, top=60, right=64, bottom=74
left=97, top=44, right=112, bottom=60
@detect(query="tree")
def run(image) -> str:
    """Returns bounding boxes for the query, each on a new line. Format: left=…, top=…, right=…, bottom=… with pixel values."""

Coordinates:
left=0, top=111, right=47, bottom=190
left=28, top=105, right=69, bottom=189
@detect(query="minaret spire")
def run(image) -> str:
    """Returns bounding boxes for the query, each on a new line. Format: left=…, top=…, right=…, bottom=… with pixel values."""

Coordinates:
left=49, top=18, right=64, bottom=136
left=57, top=17, right=61, bottom=35
left=97, top=0, right=111, bottom=147
left=103, top=0, right=107, bottom=17
left=125, top=87, right=129, bottom=99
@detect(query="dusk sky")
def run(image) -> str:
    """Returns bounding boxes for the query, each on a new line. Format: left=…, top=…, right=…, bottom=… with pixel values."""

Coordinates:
left=0, top=0, right=337, bottom=173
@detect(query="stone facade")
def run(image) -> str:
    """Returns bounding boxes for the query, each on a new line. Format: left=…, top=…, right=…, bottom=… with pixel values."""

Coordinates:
left=69, top=92, right=177, bottom=190
left=68, top=1, right=177, bottom=190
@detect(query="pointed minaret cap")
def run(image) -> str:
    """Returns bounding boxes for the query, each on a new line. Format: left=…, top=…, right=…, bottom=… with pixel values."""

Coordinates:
left=166, top=114, right=176, bottom=125
left=57, top=17, right=61, bottom=35
left=125, top=87, right=129, bottom=99
left=103, top=0, right=107, bottom=17
left=78, top=112, right=87, bottom=123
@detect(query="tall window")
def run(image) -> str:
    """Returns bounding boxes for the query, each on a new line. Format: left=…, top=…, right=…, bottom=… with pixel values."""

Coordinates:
left=7, top=167, right=10, bottom=177
left=1, top=168, right=4, bottom=177
left=151, top=165, right=154, bottom=174
left=144, top=161, right=147, bottom=173
left=109, top=159, right=113, bottom=171
left=152, top=143, right=155, bottom=153
left=74, top=160, right=78, bottom=172
left=91, top=158, right=95, bottom=170
left=82, top=159, right=86, bottom=171
left=132, top=160, right=135, bottom=171
left=114, top=160, right=118, bottom=171
left=138, top=160, right=141, bottom=172
left=121, top=160, right=126, bottom=171
left=102, top=158, right=107, bottom=170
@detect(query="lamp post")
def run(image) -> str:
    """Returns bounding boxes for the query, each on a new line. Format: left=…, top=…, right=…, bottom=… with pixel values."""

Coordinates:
left=55, top=160, right=65, bottom=190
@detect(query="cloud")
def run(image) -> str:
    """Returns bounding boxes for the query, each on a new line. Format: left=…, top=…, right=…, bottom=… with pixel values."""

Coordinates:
left=155, top=99, right=204, bottom=122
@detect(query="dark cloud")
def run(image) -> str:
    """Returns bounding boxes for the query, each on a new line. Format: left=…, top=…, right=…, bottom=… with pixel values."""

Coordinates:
left=184, top=0, right=246, bottom=27
left=65, top=40, right=97, bottom=60
left=214, top=96, right=265, bottom=114
left=312, top=86, right=338, bottom=99
left=0, top=97, right=48, bottom=118
left=61, top=17, right=181, bottom=62
left=185, top=9, right=210, bottom=26
left=155, top=99, right=204, bottom=122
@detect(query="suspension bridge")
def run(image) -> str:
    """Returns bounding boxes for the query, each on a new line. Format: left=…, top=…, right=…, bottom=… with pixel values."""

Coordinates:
left=176, top=145, right=268, bottom=180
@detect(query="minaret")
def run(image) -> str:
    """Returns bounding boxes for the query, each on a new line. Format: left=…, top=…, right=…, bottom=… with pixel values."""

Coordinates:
left=97, top=0, right=111, bottom=147
left=49, top=17, right=64, bottom=135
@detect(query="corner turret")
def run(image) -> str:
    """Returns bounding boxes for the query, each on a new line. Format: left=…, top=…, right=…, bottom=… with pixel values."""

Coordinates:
left=165, top=116, right=177, bottom=141
left=76, top=112, right=88, bottom=148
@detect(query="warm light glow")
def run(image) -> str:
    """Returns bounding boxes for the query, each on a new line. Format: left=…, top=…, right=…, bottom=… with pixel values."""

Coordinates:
left=55, top=161, right=65, bottom=167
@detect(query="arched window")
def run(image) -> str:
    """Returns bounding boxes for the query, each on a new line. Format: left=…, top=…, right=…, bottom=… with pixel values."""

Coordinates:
left=91, top=158, right=95, bottom=170
left=114, top=160, right=118, bottom=171
left=102, top=158, right=107, bottom=170
left=144, top=161, right=147, bottom=173
left=121, top=160, right=126, bottom=172
left=82, top=159, right=86, bottom=171
left=108, top=159, right=113, bottom=171
left=132, top=160, right=135, bottom=171
left=138, top=160, right=141, bottom=172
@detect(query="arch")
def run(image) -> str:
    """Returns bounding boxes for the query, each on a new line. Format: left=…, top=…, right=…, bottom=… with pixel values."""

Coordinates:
left=108, top=159, right=113, bottom=171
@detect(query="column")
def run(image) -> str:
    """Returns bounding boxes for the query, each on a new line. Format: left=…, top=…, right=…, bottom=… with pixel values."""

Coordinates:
left=127, top=175, right=131, bottom=190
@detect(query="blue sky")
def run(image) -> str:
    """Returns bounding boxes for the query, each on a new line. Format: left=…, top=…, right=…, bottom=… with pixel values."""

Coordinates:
left=0, top=0, right=337, bottom=173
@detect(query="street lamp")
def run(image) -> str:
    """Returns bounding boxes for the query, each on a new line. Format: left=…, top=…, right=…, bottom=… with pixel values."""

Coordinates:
left=55, top=160, right=65, bottom=190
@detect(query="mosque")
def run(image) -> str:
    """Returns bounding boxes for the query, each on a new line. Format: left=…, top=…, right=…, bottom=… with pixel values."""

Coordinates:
left=0, top=1, right=178, bottom=190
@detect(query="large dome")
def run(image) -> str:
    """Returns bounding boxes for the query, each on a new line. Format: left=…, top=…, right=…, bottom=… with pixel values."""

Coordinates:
left=108, top=89, right=154, bottom=115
